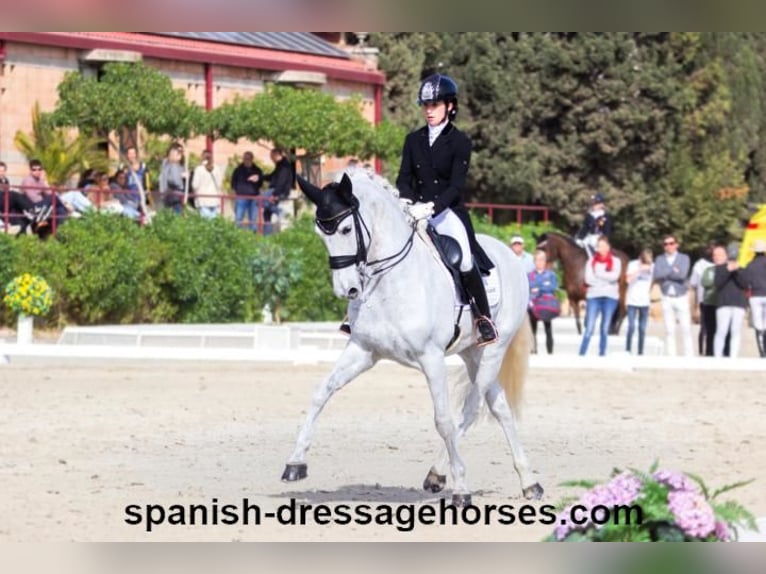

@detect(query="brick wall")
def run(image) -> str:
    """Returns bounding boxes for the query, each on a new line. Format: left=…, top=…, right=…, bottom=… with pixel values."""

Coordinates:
left=1, top=41, right=379, bottom=191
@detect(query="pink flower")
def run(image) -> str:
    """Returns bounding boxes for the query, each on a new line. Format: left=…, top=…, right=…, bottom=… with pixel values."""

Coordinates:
left=714, top=520, right=731, bottom=541
left=555, top=472, right=643, bottom=538
left=668, top=490, right=715, bottom=538
left=653, top=469, right=699, bottom=493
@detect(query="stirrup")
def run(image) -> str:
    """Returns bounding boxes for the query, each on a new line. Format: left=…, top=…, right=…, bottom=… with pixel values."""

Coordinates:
left=475, top=316, right=498, bottom=347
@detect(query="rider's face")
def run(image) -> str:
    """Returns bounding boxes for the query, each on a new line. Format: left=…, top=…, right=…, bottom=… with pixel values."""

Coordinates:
left=423, top=102, right=448, bottom=126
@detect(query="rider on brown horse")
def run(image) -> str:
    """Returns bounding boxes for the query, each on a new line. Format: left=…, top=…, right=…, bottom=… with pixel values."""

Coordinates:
left=575, top=193, right=612, bottom=257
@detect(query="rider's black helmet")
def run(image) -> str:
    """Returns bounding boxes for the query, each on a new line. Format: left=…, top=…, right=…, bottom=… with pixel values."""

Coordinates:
left=417, top=74, right=459, bottom=121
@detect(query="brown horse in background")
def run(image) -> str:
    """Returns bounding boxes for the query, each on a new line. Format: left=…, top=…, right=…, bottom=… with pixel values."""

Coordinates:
left=535, top=231, right=629, bottom=335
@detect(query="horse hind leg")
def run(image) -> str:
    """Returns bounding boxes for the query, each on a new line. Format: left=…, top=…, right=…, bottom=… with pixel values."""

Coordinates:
left=282, top=341, right=375, bottom=482
left=484, top=382, right=543, bottom=500
left=476, top=329, right=543, bottom=500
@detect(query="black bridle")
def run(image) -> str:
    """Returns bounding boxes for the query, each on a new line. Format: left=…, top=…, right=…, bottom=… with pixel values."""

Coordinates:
left=315, top=198, right=416, bottom=280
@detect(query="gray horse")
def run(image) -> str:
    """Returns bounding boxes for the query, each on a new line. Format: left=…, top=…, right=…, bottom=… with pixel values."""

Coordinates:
left=281, top=171, right=543, bottom=505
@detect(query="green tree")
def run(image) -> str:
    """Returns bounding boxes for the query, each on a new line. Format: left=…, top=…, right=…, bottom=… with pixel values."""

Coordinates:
left=212, top=84, right=379, bottom=166
left=14, top=102, right=108, bottom=186
left=51, top=61, right=205, bottom=211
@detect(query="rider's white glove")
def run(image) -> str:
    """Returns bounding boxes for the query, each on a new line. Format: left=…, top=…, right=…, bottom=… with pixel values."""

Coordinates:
left=407, top=201, right=434, bottom=221
left=398, top=198, right=413, bottom=212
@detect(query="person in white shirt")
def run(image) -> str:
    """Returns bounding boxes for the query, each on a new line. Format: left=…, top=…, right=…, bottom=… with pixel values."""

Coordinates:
left=191, top=150, right=224, bottom=219
left=625, top=248, right=654, bottom=355
left=509, top=235, right=535, bottom=274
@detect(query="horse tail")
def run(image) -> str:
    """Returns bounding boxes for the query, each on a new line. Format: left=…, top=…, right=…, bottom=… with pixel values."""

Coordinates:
left=498, top=314, right=532, bottom=418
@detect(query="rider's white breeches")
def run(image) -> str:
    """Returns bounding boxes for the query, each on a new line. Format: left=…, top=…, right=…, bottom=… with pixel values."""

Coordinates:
left=430, top=208, right=473, bottom=272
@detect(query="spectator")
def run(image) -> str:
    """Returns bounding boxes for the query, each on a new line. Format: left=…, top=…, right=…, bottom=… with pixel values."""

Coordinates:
left=625, top=248, right=654, bottom=356
left=110, top=168, right=140, bottom=220
left=653, top=234, right=694, bottom=357
left=18, top=159, right=67, bottom=234
left=158, top=143, right=186, bottom=213
left=0, top=161, right=8, bottom=193
left=231, top=151, right=263, bottom=231
left=58, top=172, right=94, bottom=216
left=579, top=235, right=622, bottom=356
left=0, top=161, right=17, bottom=228
left=712, top=245, right=749, bottom=358
left=191, top=150, right=224, bottom=219
left=689, top=242, right=716, bottom=356
left=528, top=249, right=558, bottom=354
left=741, top=239, right=766, bottom=357
left=509, top=235, right=535, bottom=274
left=575, top=193, right=612, bottom=256
left=121, top=146, right=149, bottom=211
left=19, top=159, right=51, bottom=207
left=262, top=148, right=294, bottom=234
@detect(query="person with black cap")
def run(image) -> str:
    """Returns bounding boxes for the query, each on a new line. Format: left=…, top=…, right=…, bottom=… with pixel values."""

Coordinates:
left=575, top=193, right=612, bottom=256
left=394, top=73, right=498, bottom=347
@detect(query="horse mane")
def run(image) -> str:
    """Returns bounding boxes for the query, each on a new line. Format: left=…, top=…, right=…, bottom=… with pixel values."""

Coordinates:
left=334, top=166, right=401, bottom=201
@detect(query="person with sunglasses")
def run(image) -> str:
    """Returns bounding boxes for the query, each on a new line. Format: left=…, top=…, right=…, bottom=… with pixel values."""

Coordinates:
left=653, top=234, right=694, bottom=356
left=19, top=159, right=51, bottom=207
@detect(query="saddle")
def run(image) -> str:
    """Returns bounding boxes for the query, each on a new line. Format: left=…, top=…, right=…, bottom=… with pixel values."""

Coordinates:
left=425, top=224, right=468, bottom=305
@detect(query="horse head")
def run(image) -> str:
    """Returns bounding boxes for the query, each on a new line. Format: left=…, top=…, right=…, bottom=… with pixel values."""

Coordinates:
left=298, top=173, right=365, bottom=300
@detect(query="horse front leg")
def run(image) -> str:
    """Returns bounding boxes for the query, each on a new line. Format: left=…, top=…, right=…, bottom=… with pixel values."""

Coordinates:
left=419, top=349, right=471, bottom=506
left=282, top=341, right=375, bottom=481
left=423, top=356, right=481, bottom=495
left=574, top=298, right=583, bottom=335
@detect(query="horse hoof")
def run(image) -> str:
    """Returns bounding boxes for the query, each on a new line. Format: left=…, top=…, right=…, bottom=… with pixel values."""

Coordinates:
left=522, top=482, right=544, bottom=500
left=281, top=463, right=308, bottom=482
left=451, top=493, right=473, bottom=507
left=423, top=469, right=447, bottom=493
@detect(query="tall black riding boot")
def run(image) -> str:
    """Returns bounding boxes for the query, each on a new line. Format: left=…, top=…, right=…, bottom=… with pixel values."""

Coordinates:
left=460, top=267, right=498, bottom=346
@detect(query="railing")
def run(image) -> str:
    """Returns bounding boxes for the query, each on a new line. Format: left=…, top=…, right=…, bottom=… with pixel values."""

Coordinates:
left=466, top=202, right=550, bottom=226
left=1, top=185, right=280, bottom=236
left=2, top=184, right=552, bottom=237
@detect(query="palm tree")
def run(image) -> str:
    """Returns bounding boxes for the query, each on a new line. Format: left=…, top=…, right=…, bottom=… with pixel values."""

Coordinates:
left=14, top=102, right=109, bottom=186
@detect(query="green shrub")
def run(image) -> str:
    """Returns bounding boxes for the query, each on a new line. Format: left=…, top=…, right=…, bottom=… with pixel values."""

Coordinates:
left=1, top=209, right=567, bottom=327
left=53, top=212, right=150, bottom=325
left=146, top=211, right=259, bottom=323
left=471, top=212, right=560, bottom=247
left=12, top=234, right=67, bottom=327
left=271, top=215, right=346, bottom=321
left=0, top=233, right=19, bottom=325
left=251, top=238, right=303, bottom=323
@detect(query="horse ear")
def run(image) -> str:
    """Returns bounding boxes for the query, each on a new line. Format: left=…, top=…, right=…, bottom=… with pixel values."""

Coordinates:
left=336, top=173, right=354, bottom=205
left=297, top=175, right=323, bottom=206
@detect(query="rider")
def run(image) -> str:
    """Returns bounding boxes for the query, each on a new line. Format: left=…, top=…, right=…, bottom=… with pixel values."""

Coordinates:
left=395, top=73, right=498, bottom=346
left=576, top=193, right=612, bottom=257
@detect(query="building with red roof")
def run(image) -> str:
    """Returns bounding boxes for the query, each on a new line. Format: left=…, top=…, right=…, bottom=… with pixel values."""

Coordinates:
left=0, top=32, right=384, bottom=185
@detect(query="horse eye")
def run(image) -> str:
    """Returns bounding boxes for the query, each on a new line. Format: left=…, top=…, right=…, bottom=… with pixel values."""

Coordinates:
left=340, top=225, right=352, bottom=236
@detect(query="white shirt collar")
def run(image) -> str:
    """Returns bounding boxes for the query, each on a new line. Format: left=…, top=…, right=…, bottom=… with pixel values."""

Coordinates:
left=428, top=120, right=448, bottom=146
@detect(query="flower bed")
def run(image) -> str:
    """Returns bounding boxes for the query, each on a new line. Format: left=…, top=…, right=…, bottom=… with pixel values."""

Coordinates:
left=546, top=463, right=757, bottom=542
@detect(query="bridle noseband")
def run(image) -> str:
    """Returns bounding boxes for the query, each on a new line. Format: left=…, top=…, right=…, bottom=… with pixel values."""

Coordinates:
left=315, top=198, right=416, bottom=282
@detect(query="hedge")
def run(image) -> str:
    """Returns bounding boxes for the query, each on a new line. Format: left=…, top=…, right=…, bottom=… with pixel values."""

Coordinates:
left=1, top=211, right=562, bottom=327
